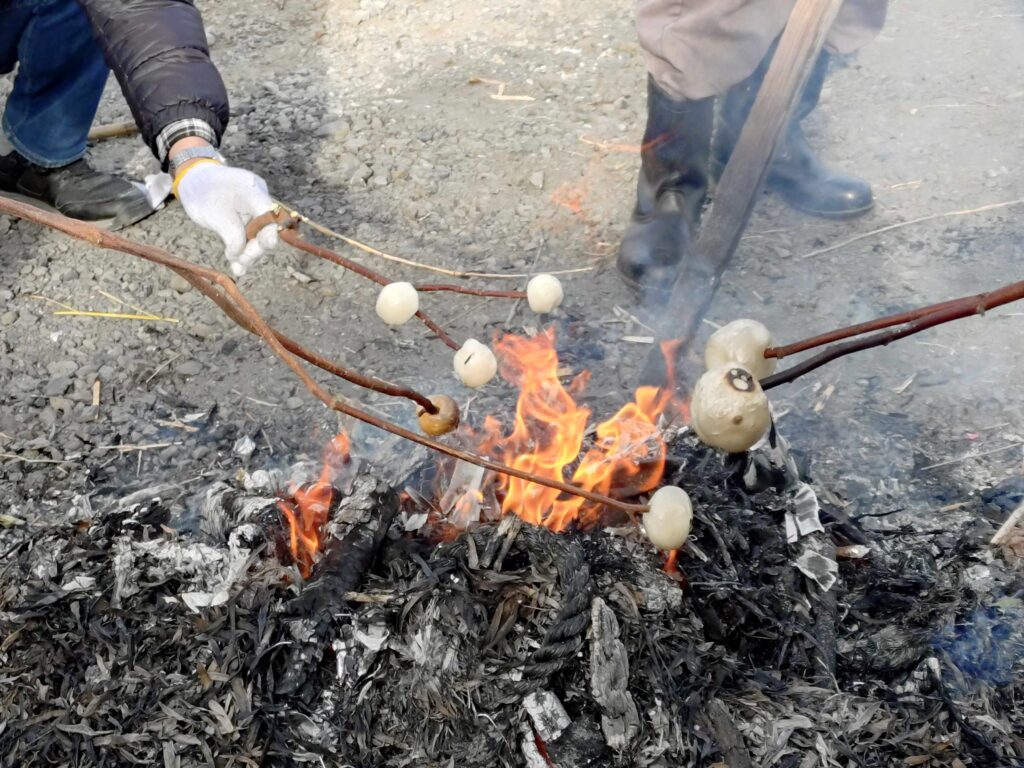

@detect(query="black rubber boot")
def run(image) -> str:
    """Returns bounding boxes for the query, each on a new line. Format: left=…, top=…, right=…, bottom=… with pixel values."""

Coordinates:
left=0, top=152, right=156, bottom=230
left=617, top=77, right=714, bottom=291
left=717, top=52, right=873, bottom=220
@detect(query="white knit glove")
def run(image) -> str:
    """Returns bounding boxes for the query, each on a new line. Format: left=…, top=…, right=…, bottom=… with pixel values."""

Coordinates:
left=175, top=162, right=278, bottom=277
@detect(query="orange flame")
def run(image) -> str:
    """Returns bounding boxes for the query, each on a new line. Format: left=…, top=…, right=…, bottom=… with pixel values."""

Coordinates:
left=478, top=329, right=684, bottom=531
left=278, top=431, right=351, bottom=576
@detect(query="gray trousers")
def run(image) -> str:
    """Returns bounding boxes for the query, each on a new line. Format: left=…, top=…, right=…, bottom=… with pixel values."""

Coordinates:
left=637, top=0, right=889, bottom=100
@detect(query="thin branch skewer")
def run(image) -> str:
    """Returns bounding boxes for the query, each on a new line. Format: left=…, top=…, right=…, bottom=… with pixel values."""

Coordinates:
left=416, top=283, right=525, bottom=299
left=275, top=198, right=595, bottom=280
left=270, top=224, right=460, bottom=350
left=247, top=208, right=527, bottom=349
left=270, top=218, right=527, bottom=300
left=167, top=265, right=440, bottom=413
left=764, top=296, right=966, bottom=360
left=761, top=278, right=1024, bottom=390
left=0, top=196, right=647, bottom=516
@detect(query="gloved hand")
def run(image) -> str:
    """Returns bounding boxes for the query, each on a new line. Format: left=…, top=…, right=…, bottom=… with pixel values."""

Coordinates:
left=174, top=161, right=278, bottom=277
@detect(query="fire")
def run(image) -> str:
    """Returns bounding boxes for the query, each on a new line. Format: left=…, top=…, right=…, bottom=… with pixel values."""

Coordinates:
left=278, top=431, right=350, bottom=576
left=478, top=329, right=683, bottom=531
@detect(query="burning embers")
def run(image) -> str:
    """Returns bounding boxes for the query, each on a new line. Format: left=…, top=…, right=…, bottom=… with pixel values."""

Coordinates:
left=276, top=328, right=685, bottom=569
left=277, top=431, right=351, bottom=576
left=476, top=328, right=684, bottom=531
left=275, top=322, right=783, bottom=572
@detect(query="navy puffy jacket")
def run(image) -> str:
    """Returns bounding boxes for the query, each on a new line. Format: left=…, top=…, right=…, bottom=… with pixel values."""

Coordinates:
left=75, top=0, right=230, bottom=158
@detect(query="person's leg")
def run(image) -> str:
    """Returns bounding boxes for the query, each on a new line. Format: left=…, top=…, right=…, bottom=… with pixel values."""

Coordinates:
left=621, top=0, right=788, bottom=290
left=622, top=0, right=885, bottom=286
left=0, top=6, right=37, bottom=156
left=713, top=0, right=887, bottom=219
left=716, top=46, right=874, bottom=219
left=0, top=0, right=155, bottom=228
left=0, top=4, right=31, bottom=64
left=637, top=0, right=793, bottom=102
left=616, top=77, right=714, bottom=291
left=826, top=0, right=888, bottom=56
left=764, top=50, right=874, bottom=218
left=3, top=0, right=108, bottom=166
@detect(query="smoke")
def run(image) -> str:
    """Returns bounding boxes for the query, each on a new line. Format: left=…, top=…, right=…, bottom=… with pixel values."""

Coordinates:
left=935, top=596, right=1024, bottom=687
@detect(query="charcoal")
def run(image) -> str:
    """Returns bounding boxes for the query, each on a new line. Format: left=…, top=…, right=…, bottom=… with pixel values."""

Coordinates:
left=2, top=437, right=1023, bottom=767
left=701, top=699, right=754, bottom=768
left=275, top=469, right=400, bottom=697
left=545, top=718, right=609, bottom=767
left=982, top=476, right=1024, bottom=513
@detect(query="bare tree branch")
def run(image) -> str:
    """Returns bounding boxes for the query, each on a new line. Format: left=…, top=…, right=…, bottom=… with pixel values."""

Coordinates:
left=0, top=197, right=648, bottom=516
left=761, top=279, right=1024, bottom=389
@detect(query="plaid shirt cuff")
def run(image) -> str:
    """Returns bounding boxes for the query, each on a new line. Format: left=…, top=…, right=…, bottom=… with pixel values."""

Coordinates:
left=155, top=119, right=218, bottom=163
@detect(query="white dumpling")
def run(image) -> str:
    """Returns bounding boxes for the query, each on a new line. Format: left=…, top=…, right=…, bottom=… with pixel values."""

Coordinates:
left=526, top=274, right=564, bottom=314
left=691, top=363, right=771, bottom=453
left=376, top=282, right=419, bottom=326
left=454, top=339, right=498, bottom=388
left=705, top=319, right=776, bottom=380
left=643, top=485, right=693, bottom=551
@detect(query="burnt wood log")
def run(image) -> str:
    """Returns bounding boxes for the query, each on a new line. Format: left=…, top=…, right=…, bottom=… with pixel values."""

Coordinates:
left=803, top=531, right=839, bottom=684
left=589, top=597, right=640, bottom=749
left=275, top=470, right=399, bottom=696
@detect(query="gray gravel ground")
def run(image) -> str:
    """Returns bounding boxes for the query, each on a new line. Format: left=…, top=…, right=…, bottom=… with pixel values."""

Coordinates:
left=2, top=0, right=1023, bottom=536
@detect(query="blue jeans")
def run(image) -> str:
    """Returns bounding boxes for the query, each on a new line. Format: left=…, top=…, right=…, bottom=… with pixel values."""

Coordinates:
left=0, top=0, right=109, bottom=167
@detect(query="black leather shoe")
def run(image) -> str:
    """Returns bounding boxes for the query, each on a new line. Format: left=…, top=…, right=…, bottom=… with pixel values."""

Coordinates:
left=0, top=152, right=155, bottom=229
left=617, top=77, right=715, bottom=291
left=768, top=126, right=873, bottom=218
left=717, top=51, right=873, bottom=220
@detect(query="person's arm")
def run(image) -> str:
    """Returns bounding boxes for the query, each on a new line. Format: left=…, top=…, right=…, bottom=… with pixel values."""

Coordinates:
left=75, top=0, right=228, bottom=163
left=76, top=0, right=276, bottom=276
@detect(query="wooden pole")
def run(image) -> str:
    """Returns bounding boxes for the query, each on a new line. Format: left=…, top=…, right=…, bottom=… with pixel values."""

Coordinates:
left=87, top=121, right=139, bottom=142
left=991, top=502, right=1024, bottom=547
left=638, top=0, right=845, bottom=388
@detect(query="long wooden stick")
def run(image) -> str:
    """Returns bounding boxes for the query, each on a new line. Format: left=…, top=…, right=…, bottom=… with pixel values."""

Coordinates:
left=0, top=196, right=647, bottom=515
left=760, top=278, right=1024, bottom=389
left=991, top=502, right=1024, bottom=546
left=764, top=297, right=967, bottom=360
left=638, top=0, right=844, bottom=388
left=87, top=121, right=139, bottom=142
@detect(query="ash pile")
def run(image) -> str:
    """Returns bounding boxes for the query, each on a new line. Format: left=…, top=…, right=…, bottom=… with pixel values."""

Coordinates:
left=2, top=436, right=1023, bottom=767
